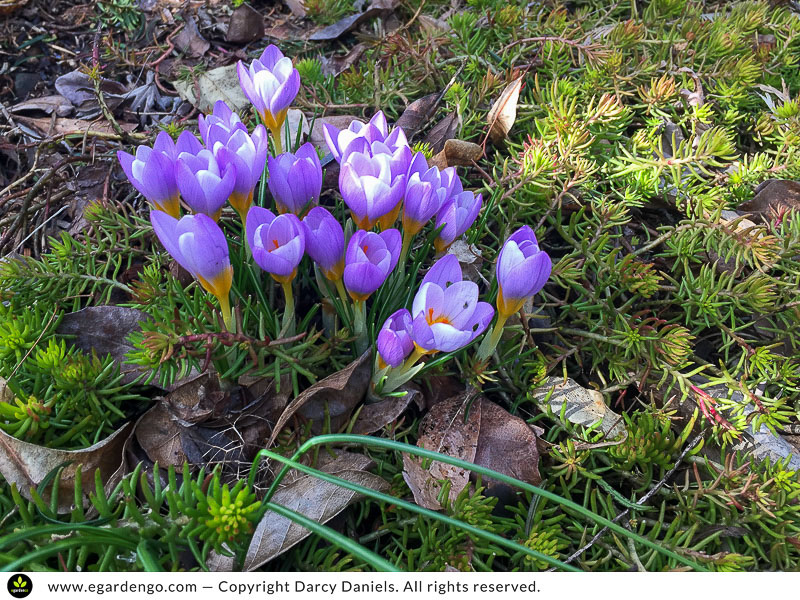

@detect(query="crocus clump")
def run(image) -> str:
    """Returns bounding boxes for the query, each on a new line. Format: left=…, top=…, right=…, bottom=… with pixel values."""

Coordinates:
left=323, top=111, right=408, bottom=164
left=118, top=43, right=549, bottom=403
left=202, top=102, right=268, bottom=224
left=339, top=150, right=407, bottom=231
left=376, top=255, right=494, bottom=394
left=176, top=147, right=236, bottom=221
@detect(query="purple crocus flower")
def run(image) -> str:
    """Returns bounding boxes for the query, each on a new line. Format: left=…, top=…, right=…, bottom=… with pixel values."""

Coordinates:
left=150, top=210, right=233, bottom=328
left=323, top=111, right=409, bottom=163
left=402, top=152, right=459, bottom=237
left=410, top=255, right=494, bottom=354
left=237, top=45, right=300, bottom=145
left=268, top=143, right=322, bottom=216
left=434, top=190, right=483, bottom=253
left=302, top=207, right=344, bottom=281
left=496, top=226, right=552, bottom=318
left=199, top=101, right=244, bottom=146
left=246, top=206, right=305, bottom=284
left=377, top=309, right=414, bottom=368
left=212, top=126, right=268, bottom=223
left=343, top=229, right=402, bottom=301
left=339, top=149, right=408, bottom=230
left=175, top=147, right=236, bottom=221
left=117, top=131, right=182, bottom=218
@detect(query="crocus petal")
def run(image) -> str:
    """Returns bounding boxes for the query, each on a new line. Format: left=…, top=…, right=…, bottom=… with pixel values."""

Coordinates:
left=422, top=254, right=462, bottom=289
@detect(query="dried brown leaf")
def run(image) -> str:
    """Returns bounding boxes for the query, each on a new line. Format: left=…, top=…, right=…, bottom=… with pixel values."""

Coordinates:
left=56, top=306, right=151, bottom=385
left=267, top=350, right=371, bottom=447
left=173, top=64, right=250, bottom=114
left=0, top=419, right=134, bottom=512
left=402, top=393, right=480, bottom=510
left=352, top=384, right=423, bottom=434
left=530, top=377, right=626, bottom=439
left=243, top=451, right=388, bottom=570
left=486, top=76, right=523, bottom=144
left=10, top=95, right=73, bottom=117
left=428, top=138, right=482, bottom=169
left=739, top=179, right=800, bottom=217
left=423, top=111, right=460, bottom=154
left=308, top=0, right=398, bottom=41
left=395, top=93, right=440, bottom=139
left=472, top=398, right=541, bottom=491
left=174, top=17, right=210, bottom=57
left=14, top=115, right=137, bottom=138
left=226, top=4, right=265, bottom=44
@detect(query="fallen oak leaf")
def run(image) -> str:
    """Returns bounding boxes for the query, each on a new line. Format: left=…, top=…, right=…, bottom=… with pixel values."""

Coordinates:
left=530, top=377, right=627, bottom=439
left=402, top=392, right=481, bottom=510
left=403, top=392, right=543, bottom=510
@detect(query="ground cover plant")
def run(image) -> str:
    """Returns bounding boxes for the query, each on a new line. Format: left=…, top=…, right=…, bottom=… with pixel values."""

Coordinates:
left=1, top=0, right=800, bottom=573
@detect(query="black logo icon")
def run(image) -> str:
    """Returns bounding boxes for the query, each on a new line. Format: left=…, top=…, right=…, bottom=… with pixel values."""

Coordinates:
left=7, top=574, right=31, bottom=598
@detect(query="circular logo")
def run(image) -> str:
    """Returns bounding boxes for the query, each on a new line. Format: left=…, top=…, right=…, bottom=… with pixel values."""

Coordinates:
left=7, top=574, right=31, bottom=599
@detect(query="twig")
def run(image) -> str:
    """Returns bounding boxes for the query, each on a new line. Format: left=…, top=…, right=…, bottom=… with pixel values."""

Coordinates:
left=555, top=431, right=705, bottom=569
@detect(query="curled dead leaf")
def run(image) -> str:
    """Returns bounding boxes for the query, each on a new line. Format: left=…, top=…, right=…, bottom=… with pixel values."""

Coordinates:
left=428, top=139, right=483, bottom=170
left=486, top=76, right=524, bottom=144
left=0, top=419, right=134, bottom=512
left=267, top=351, right=371, bottom=447
left=352, top=384, right=423, bottom=435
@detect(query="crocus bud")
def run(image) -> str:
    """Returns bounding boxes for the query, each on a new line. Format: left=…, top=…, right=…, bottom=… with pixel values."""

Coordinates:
left=496, top=226, right=552, bottom=319
left=268, top=143, right=322, bottom=216
left=175, top=147, right=236, bottom=221
left=434, top=190, right=482, bottom=253
left=117, top=131, right=181, bottom=218
left=150, top=210, right=233, bottom=328
left=339, top=151, right=406, bottom=230
left=410, top=255, right=494, bottom=354
left=302, top=207, right=344, bottom=281
left=237, top=45, right=300, bottom=143
left=246, top=206, right=305, bottom=284
left=343, top=229, right=401, bottom=301
left=402, top=152, right=459, bottom=237
left=213, top=126, right=268, bottom=222
left=377, top=309, right=414, bottom=368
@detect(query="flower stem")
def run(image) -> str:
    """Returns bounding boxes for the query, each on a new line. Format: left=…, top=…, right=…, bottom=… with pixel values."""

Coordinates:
left=352, top=300, right=368, bottom=353
left=280, top=280, right=295, bottom=337
left=476, top=313, right=509, bottom=360
left=380, top=347, right=426, bottom=395
left=398, top=229, right=414, bottom=275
